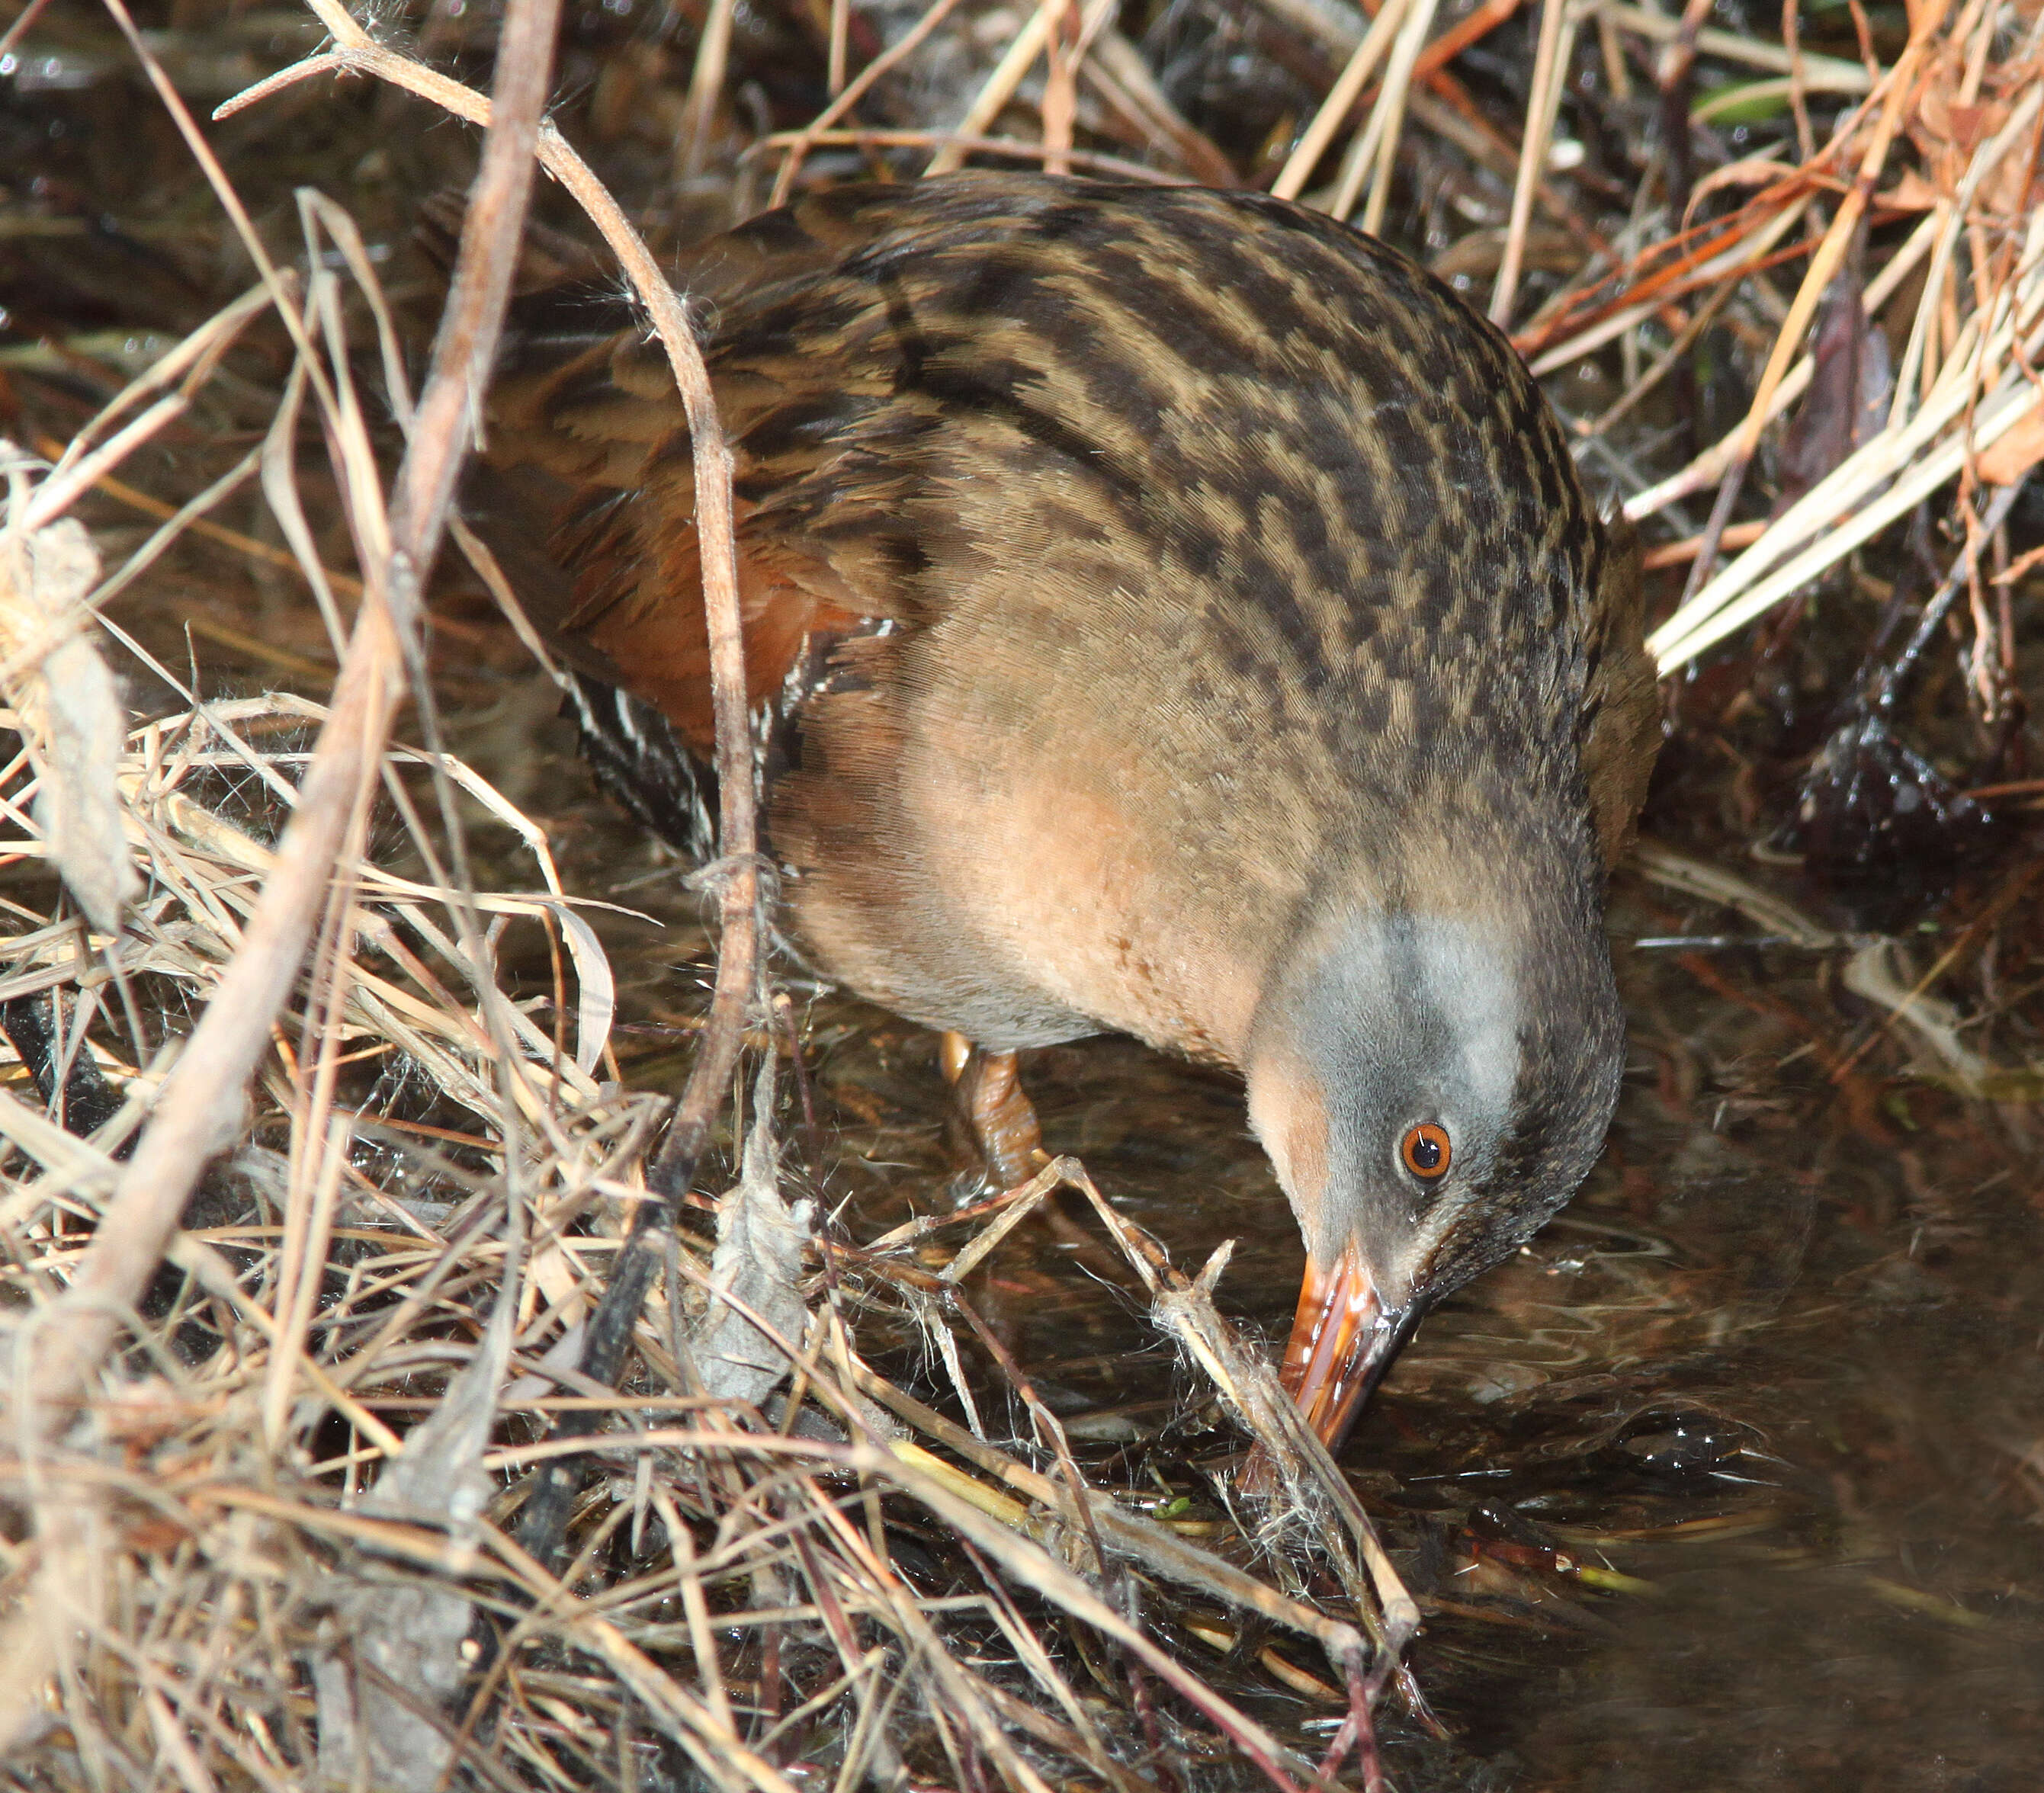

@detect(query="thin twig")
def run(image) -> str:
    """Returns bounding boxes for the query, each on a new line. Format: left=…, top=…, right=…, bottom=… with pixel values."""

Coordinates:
left=16, top=0, right=562, bottom=1443
left=1490, top=0, right=1574, bottom=325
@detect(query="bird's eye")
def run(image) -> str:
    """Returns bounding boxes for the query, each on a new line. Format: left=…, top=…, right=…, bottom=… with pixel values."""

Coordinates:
left=1400, top=1122, right=1452, bottom=1180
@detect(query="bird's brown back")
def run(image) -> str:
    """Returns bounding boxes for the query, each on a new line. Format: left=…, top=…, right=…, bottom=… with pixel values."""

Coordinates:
left=477, top=175, right=1659, bottom=1057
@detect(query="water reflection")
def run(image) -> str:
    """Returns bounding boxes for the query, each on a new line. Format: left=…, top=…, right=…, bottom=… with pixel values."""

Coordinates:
left=517, top=700, right=2042, bottom=1790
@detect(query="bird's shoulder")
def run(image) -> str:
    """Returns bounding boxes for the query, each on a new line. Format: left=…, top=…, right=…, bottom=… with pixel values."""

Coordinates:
left=470, top=176, right=1653, bottom=839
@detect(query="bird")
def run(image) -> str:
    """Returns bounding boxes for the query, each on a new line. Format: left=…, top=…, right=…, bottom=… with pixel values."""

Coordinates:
left=457, top=172, right=1661, bottom=1457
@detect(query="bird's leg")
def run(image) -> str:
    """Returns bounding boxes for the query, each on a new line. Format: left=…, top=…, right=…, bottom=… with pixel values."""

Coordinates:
left=939, top=1031, right=1044, bottom=1191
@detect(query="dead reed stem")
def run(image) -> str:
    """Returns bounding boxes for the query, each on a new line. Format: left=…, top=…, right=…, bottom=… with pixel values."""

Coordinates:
left=2, top=0, right=2039, bottom=1784
left=12, top=0, right=559, bottom=1446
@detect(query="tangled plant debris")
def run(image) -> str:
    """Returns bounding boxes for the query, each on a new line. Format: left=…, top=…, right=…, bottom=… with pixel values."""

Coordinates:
left=0, top=0, right=2040, bottom=1788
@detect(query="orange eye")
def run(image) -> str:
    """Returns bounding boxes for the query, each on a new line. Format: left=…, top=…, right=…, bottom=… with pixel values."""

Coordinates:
left=1401, top=1122, right=1452, bottom=1180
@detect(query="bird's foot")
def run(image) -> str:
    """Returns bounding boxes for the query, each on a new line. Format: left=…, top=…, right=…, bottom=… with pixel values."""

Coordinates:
left=939, top=1032, right=1045, bottom=1192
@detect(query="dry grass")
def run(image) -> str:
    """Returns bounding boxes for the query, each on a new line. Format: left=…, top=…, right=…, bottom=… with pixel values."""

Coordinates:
left=0, top=677, right=1402, bottom=1788
left=0, top=0, right=2040, bottom=1787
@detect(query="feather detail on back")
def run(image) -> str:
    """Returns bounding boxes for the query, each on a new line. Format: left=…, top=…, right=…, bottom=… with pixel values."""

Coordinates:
left=461, top=173, right=1659, bottom=1057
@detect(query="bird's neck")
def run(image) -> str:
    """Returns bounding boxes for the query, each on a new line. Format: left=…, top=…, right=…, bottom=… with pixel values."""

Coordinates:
left=1240, top=845, right=1611, bottom=1247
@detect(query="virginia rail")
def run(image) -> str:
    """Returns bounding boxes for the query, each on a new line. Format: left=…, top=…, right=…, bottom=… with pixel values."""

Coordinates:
left=465, top=173, right=1660, bottom=1455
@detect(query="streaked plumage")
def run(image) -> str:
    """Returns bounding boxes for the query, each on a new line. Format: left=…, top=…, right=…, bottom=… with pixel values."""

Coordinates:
left=465, top=173, right=1660, bottom=1451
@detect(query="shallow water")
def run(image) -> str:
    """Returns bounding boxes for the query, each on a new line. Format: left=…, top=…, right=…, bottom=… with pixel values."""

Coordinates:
left=42, top=310, right=2043, bottom=1793
left=10, top=5, right=2039, bottom=1775
left=37, top=351, right=2044, bottom=1793
left=525, top=727, right=2042, bottom=1793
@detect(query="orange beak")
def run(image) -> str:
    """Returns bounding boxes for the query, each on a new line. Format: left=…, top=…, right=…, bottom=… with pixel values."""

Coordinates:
left=1278, top=1240, right=1418, bottom=1451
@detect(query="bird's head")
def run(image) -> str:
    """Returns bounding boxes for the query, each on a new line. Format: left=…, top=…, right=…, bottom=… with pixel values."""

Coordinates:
left=1244, top=870, right=1626, bottom=1451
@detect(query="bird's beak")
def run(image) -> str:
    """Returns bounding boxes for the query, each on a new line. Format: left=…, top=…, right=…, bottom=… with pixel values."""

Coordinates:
left=1279, top=1241, right=1419, bottom=1451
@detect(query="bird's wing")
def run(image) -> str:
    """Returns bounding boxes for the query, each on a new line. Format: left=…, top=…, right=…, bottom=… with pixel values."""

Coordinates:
left=466, top=172, right=1226, bottom=756
left=473, top=263, right=885, bottom=760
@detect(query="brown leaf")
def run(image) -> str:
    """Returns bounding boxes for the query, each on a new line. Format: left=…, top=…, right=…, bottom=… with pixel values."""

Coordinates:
left=1776, top=236, right=1893, bottom=511
left=1978, top=394, right=2044, bottom=486
left=1916, top=72, right=2007, bottom=155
